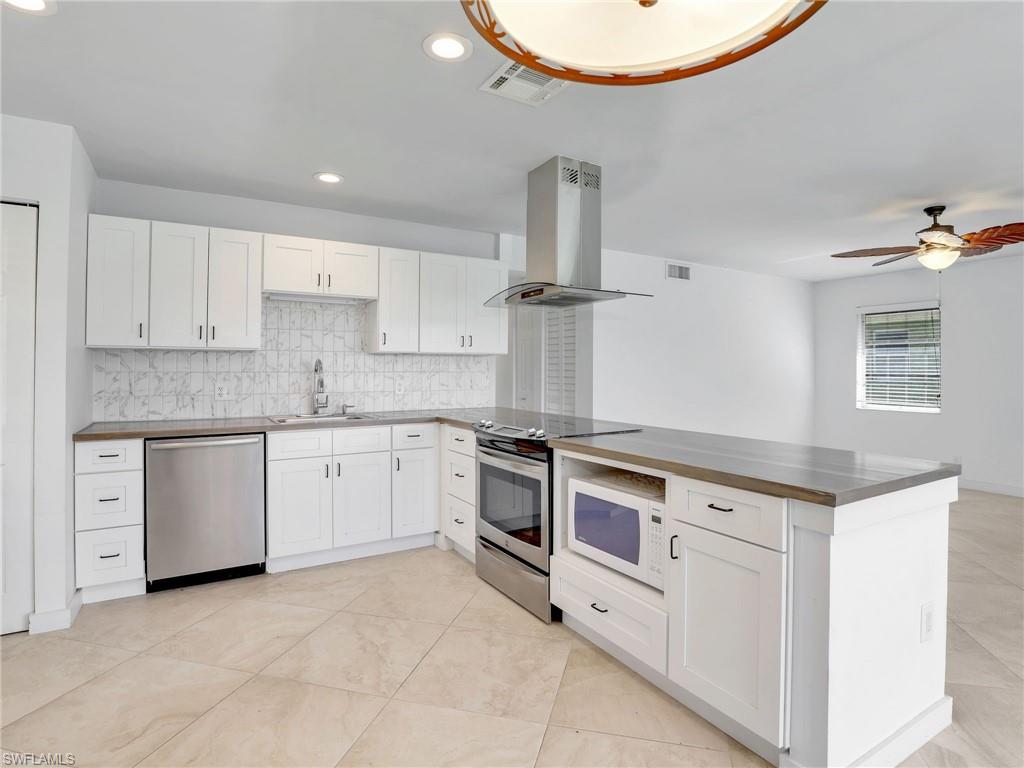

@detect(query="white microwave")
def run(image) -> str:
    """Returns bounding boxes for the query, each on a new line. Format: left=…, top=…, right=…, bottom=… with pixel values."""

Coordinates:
left=567, top=475, right=665, bottom=590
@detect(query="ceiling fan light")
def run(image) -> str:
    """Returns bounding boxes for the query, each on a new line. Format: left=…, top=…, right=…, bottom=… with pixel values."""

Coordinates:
left=917, top=228, right=965, bottom=247
left=917, top=248, right=960, bottom=271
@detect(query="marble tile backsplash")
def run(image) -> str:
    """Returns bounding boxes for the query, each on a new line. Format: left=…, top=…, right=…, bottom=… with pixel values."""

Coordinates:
left=91, top=298, right=496, bottom=421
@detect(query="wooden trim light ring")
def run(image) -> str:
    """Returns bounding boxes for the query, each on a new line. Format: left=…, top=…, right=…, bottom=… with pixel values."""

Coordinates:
left=460, top=0, right=828, bottom=86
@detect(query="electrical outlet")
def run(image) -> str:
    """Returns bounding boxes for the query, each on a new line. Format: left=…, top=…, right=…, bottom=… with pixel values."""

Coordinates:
left=920, top=601, right=934, bottom=643
left=395, top=379, right=405, bottom=396
left=215, top=383, right=234, bottom=401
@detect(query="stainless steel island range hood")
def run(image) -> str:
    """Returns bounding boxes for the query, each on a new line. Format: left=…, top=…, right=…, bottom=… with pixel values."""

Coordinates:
left=486, top=156, right=651, bottom=308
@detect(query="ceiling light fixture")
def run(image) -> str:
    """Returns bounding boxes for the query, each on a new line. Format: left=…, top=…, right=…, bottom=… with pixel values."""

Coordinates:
left=314, top=172, right=343, bottom=184
left=917, top=247, right=960, bottom=272
left=3, top=0, right=55, bottom=14
left=423, top=32, right=474, bottom=62
left=461, top=0, right=826, bottom=86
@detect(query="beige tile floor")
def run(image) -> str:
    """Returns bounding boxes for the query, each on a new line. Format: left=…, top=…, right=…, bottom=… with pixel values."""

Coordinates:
left=1, top=489, right=1020, bottom=767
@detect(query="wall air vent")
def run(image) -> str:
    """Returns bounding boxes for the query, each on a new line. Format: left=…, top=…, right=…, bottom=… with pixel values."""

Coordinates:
left=665, top=262, right=691, bottom=281
left=480, top=60, right=568, bottom=106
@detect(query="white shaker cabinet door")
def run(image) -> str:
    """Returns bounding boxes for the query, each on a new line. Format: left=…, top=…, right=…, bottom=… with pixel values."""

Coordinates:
left=86, top=215, right=151, bottom=347
left=419, top=252, right=464, bottom=354
left=267, top=456, right=333, bottom=558
left=371, top=247, right=420, bottom=353
left=333, top=451, right=392, bottom=548
left=324, top=240, right=378, bottom=299
left=392, top=448, right=438, bottom=538
left=464, top=258, right=508, bottom=354
left=666, top=521, right=786, bottom=746
left=207, top=228, right=263, bottom=349
left=263, top=234, right=324, bottom=295
left=149, top=221, right=210, bottom=348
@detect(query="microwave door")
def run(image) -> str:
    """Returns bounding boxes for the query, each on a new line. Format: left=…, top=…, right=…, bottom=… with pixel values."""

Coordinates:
left=568, top=481, right=649, bottom=582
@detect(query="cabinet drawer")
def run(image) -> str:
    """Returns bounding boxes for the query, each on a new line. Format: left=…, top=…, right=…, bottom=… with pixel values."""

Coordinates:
left=332, top=426, right=391, bottom=455
left=445, top=494, right=475, bottom=551
left=76, top=525, right=145, bottom=588
left=75, top=471, right=144, bottom=531
left=267, top=429, right=333, bottom=460
left=446, top=454, right=476, bottom=504
left=670, top=477, right=787, bottom=552
left=551, top=556, right=668, bottom=674
left=75, top=440, right=143, bottom=474
left=446, top=426, right=475, bottom=457
left=392, top=423, right=437, bottom=450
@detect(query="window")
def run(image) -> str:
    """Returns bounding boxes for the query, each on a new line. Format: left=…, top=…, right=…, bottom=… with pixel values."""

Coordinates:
left=857, top=305, right=941, bottom=412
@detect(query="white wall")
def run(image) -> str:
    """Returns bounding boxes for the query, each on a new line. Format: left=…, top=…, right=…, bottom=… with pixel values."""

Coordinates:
left=592, top=249, right=815, bottom=443
left=93, top=179, right=497, bottom=260
left=1, top=114, right=96, bottom=627
left=813, top=255, right=1024, bottom=496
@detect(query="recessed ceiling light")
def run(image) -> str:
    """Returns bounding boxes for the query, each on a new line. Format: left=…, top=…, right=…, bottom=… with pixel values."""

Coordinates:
left=314, top=172, right=343, bottom=184
left=423, top=33, right=473, bottom=63
left=3, top=0, right=55, bottom=14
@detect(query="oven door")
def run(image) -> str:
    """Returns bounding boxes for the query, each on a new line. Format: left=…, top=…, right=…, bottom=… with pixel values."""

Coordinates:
left=476, top=446, right=549, bottom=572
left=567, top=478, right=649, bottom=583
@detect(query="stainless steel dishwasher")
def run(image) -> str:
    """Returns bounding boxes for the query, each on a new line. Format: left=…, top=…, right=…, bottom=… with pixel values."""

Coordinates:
left=145, top=433, right=266, bottom=588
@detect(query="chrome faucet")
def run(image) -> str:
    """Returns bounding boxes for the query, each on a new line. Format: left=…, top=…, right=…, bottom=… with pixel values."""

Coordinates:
left=311, top=359, right=329, bottom=414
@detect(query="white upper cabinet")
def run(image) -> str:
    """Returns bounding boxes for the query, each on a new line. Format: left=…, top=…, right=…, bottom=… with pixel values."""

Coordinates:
left=86, top=215, right=151, bottom=347
left=464, top=258, right=508, bottom=354
left=149, top=221, right=209, bottom=348
left=324, top=240, right=378, bottom=299
left=207, top=228, right=263, bottom=349
left=419, top=252, right=465, bottom=353
left=366, top=248, right=420, bottom=353
left=263, top=234, right=324, bottom=295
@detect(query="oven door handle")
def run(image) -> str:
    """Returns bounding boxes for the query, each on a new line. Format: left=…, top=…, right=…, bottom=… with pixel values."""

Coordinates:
left=476, top=447, right=548, bottom=478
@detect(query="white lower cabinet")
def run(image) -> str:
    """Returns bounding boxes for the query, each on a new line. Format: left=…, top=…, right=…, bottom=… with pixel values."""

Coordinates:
left=445, top=494, right=475, bottom=552
left=333, top=451, right=392, bottom=547
left=267, top=456, right=333, bottom=557
left=75, top=525, right=145, bottom=588
left=392, top=448, right=438, bottom=538
left=666, top=520, right=786, bottom=746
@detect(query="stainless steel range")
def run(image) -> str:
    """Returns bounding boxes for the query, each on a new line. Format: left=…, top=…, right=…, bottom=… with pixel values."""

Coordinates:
left=473, top=415, right=640, bottom=622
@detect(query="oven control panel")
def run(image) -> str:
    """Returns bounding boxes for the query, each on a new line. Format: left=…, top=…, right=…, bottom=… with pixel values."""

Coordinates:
left=649, top=505, right=665, bottom=590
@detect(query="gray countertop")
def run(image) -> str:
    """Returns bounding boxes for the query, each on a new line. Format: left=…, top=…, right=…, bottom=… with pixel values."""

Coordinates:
left=74, top=409, right=960, bottom=507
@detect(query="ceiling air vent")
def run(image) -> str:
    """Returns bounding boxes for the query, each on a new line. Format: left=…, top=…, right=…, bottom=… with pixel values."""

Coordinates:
left=665, top=262, right=691, bottom=281
left=480, top=60, right=568, bottom=106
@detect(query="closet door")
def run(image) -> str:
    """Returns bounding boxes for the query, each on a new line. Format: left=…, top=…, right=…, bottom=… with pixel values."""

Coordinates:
left=85, top=215, right=151, bottom=347
left=207, top=228, right=262, bottom=349
left=149, top=221, right=209, bottom=348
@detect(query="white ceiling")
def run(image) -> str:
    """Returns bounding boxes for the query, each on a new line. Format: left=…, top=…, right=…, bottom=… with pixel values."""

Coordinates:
left=2, top=1, right=1022, bottom=281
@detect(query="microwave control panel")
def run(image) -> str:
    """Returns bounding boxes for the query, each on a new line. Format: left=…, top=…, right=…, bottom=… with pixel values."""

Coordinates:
left=649, top=504, right=666, bottom=590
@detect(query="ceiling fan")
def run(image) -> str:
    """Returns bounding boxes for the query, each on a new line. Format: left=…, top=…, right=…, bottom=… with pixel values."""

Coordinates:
left=830, top=205, right=1024, bottom=271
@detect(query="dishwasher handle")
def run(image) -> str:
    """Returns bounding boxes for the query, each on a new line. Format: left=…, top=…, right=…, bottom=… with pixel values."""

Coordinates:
left=149, top=436, right=262, bottom=451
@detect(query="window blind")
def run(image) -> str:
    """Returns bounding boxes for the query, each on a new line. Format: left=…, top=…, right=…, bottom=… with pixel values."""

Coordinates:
left=859, top=307, right=941, bottom=411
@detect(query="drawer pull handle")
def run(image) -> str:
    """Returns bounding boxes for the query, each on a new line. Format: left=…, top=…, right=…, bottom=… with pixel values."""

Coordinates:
left=707, top=503, right=735, bottom=513
left=98, top=497, right=120, bottom=503
left=590, top=602, right=608, bottom=614
left=98, top=553, right=121, bottom=560
left=407, top=434, right=421, bottom=438
left=454, top=517, right=464, bottom=525
left=454, top=473, right=465, bottom=479
left=97, top=453, right=120, bottom=459
left=454, top=437, right=465, bottom=442
left=669, top=534, right=679, bottom=560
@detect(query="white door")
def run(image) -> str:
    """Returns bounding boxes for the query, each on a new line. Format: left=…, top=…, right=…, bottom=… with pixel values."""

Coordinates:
left=465, top=258, right=508, bottom=354
left=392, top=448, right=438, bottom=538
left=85, top=214, right=150, bottom=347
left=419, top=252, right=464, bottom=354
left=149, top=221, right=209, bottom=348
left=666, top=521, right=786, bottom=745
left=207, top=228, right=262, bottom=349
left=263, top=234, right=324, bottom=295
left=333, top=451, right=392, bottom=547
left=376, top=248, right=420, bottom=352
left=267, top=457, right=333, bottom=557
left=324, top=241, right=378, bottom=299
left=1, top=203, right=37, bottom=633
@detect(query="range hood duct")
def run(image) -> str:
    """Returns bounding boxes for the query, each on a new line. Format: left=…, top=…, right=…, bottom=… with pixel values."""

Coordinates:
left=486, top=156, right=651, bottom=308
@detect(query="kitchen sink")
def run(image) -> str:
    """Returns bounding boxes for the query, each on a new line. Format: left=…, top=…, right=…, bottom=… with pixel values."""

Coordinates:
left=267, top=413, right=375, bottom=424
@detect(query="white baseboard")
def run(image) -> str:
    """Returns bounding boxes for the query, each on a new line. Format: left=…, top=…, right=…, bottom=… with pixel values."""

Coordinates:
left=959, top=479, right=1024, bottom=498
left=28, top=590, right=83, bottom=634
left=266, top=533, right=436, bottom=573
left=850, top=696, right=952, bottom=768
left=81, top=578, right=146, bottom=605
